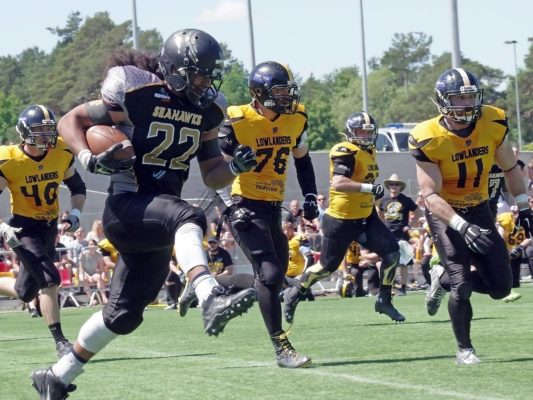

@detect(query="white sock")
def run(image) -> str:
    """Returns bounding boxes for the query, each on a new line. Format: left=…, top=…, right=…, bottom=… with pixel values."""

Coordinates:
left=193, top=274, right=218, bottom=305
left=77, top=311, right=118, bottom=354
left=174, top=223, right=209, bottom=274
left=51, top=351, right=84, bottom=385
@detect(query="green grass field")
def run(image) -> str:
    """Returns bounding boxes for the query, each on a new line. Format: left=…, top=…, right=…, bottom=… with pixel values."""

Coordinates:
left=2, top=285, right=533, bottom=400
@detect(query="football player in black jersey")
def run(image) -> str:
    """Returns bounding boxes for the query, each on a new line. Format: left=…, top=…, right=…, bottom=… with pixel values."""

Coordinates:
left=217, top=61, right=319, bottom=368
left=0, top=105, right=86, bottom=360
left=31, top=29, right=258, bottom=399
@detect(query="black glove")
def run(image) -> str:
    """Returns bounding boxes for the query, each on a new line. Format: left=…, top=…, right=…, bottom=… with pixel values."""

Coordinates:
left=459, top=223, right=493, bottom=254
left=509, top=245, right=523, bottom=260
left=229, top=206, right=255, bottom=231
left=87, top=143, right=135, bottom=175
left=514, top=208, right=533, bottom=238
left=371, top=184, right=385, bottom=200
left=61, top=214, right=80, bottom=233
left=229, top=145, right=257, bottom=175
left=303, top=193, right=319, bottom=220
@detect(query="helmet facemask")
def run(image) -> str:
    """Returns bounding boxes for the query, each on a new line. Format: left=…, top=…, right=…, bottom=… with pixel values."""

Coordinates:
left=436, top=86, right=483, bottom=124
left=344, top=113, right=377, bottom=150
left=159, top=29, right=225, bottom=109
left=255, top=83, right=300, bottom=114
left=17, top=118, right=58, bottom=150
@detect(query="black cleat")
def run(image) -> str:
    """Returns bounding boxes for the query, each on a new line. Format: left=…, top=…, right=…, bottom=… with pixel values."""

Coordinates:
left=178, top=279, right=197, bottom=317
left=202, top=287, right=256, bottom=336
left=30, top=368, right=76, bottom=400
left=271, top=331, right=312, bottom=368
left=282, top=286, right=306, bottom=324
left=56, top=341, right=73, bottom=359
left=375, top=294, right=405, bottom=322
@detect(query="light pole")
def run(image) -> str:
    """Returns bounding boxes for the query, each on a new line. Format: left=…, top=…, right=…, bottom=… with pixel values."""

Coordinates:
left=358, top=0, right=368, bottom=112
left=449, top=0, right=462, bottom=68
left=246, top=0, right=256, bottom=70
left=504, top=40, right=522, bottom=149
left=131, top=0, right=139, bottom=50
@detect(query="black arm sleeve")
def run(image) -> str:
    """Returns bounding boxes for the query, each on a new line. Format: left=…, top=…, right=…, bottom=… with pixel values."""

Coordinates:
left=294, top=152, right=317, bottom=196
left=64, top=170, right=86, bottom=196
left=218, top=123, right=239, bottom=156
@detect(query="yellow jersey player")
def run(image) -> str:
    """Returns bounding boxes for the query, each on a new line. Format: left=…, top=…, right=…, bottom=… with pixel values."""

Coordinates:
left=283, top=112, right=405, bottom=325
left=409, top=68, right=533, bottom=365
left=496, top=208, right=526, bottom=302
left=218, top=61, right=319, bottom=368
left=0, top=105, right=86, bottom=359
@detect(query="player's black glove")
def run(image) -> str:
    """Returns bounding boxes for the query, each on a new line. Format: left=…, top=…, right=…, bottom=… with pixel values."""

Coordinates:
left=79, top=144, right=135, bottom=175
left=514, top=208, right=533, bottom=238
left=371, top=184, right=385, bottom=200
left=509, top=245, right=523, bottom=260
left=459, top=223, right=493, bottom=254
left=229, top=145, right=257, bottom=176
left=303, top=193, right=319, bottom=220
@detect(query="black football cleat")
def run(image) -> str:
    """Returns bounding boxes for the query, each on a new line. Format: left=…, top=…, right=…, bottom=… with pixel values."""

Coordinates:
left=375, top=294, right=405, bottom=322
left=202, top=287, right=256, bottom=336
left=177, top=279, right=197, bottom=317
left=271, top=331, right=312, bottom=368
left=30, top=368, right=76, bottom=400
left=283, top=286, right=306, bottom=324
left=56, top=341, right=73, bottom=359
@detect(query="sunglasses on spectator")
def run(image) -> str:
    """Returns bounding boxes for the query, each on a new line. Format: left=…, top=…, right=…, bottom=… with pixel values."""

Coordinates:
left=388, top=183, right=401, bottom=186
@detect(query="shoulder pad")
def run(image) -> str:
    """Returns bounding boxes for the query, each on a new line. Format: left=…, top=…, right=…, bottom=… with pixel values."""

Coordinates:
left=213, top=92, right=228, bottom=119
left=227, top=105, right=244, bottom=119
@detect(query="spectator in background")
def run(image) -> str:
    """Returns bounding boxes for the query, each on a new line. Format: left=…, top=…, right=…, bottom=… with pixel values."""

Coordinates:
left=378, top=173, right=418, bottom=296
left=219, top=230, right=237, bottom=255
left=85, top=219, right=105, bottom=243
left=78, top=239, right=108, bottom=306
left=285, top=199, right=304, bottom=232
left=206, top=237, right=234, bottom=277
left=316, top=194, right=328, bottom=221
left=164, top=256, right=183, bottom=310
left=66, top=227, right=88, bottom=266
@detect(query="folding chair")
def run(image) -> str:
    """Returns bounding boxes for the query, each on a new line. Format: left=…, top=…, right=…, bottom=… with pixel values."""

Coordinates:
left=59, top=267, right=80, bottom=308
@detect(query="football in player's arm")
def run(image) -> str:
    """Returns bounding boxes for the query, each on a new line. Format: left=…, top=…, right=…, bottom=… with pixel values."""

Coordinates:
left=31, top=29, right=258, bottom=398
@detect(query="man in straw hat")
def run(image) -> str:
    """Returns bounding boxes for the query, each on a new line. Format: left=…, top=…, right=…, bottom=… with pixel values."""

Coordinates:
left=379, top=174, right=418, bottom=295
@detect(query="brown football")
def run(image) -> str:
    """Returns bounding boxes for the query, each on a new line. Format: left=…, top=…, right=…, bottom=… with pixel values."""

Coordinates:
left=86, top=125, right=135, bottom=161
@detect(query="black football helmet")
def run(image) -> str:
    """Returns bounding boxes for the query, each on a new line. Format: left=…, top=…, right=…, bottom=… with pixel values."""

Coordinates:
left=16, top=105, right=58, bottom=150
left=248, top=61, right=300, bottom=114
left=159, top=29, right=224, bottom=109
left=434, top=68, right=483, bottom=124
left=344, top=112, right=378, bottom=149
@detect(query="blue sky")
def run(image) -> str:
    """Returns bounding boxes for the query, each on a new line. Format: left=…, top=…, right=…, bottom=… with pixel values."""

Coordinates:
left=1, top=0, right=532, bottom=80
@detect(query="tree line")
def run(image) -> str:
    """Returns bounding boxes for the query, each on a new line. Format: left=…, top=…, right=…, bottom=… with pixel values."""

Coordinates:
left=1, top=11, right=532, bottom=150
